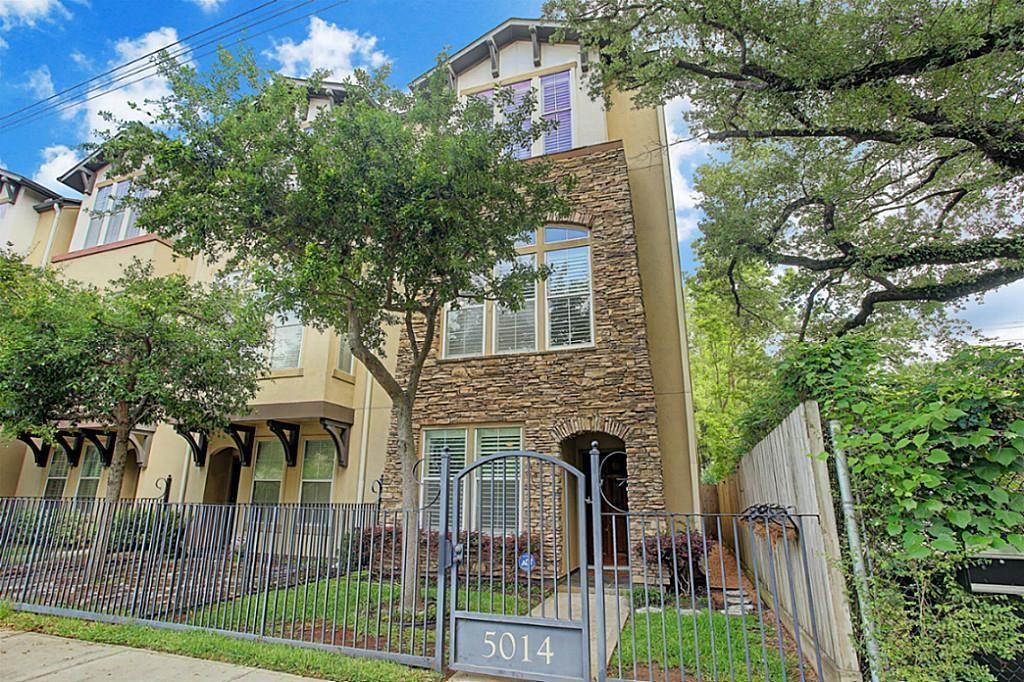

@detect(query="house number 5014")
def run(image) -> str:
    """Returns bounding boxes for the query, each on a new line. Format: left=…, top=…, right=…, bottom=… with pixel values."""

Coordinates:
left=482, top=631, right=554, bottom=664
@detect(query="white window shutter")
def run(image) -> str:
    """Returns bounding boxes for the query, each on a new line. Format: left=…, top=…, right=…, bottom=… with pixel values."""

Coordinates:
left=546, top=245, right=593, bottom=347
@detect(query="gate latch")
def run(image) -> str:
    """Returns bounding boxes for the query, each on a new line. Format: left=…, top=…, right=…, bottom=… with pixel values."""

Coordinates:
left=452, top=542, right=465, bottom=565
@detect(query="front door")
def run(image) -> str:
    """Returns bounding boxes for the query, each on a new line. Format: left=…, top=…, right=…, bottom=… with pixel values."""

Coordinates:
left=582, top=449, right=629, bottom=567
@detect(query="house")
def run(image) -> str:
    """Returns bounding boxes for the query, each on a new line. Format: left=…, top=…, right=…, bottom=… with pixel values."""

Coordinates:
left=5, top=19, right=700, bottom=538
left=0, top=168, right=80, bottom=496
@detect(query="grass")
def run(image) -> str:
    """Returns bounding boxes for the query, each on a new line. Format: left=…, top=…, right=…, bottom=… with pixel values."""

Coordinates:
left=612, top=609, right=801, bottom=682
left=189, top=572, right=538, bottom=646
left=0, top=602, right=438, bottom=682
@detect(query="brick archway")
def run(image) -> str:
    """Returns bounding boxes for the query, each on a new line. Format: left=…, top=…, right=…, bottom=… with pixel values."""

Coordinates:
left=550, top=415, right=633, bottom=447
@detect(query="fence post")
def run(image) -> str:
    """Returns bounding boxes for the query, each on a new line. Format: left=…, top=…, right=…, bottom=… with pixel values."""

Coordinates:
left=589, top=442, right=607, bottom=682
left=433, top=446, right=451, bottom=672
left=830, top=420, right=883, bottom=682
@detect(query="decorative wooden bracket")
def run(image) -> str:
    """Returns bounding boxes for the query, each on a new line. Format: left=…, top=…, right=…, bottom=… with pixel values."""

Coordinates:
left=17, top=434, right=51, bottom=468
left=487, top=38, right=500, bottom=78
left=174, top=427, right=209, bottom=468
left=268, top=420, right=300, bottom=467
left=80, top=428, right=116, bottom=467
left=531, top=26, right=542, bottom=67
left=228, top=423, right=256, bottom=467
left=320, top=418, right=351, bottom=468
left=55, top=430, right=84, bottom=467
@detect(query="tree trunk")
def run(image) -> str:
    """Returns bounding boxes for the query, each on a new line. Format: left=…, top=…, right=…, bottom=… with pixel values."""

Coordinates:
left=395, top=397, right=423, bottom=610
left=87, top=420, right=131, bottom=583
left=104, top=421, right=132, bottom=501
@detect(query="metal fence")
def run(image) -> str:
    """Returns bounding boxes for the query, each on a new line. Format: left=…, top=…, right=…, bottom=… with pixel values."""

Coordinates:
left=1, top=453, right=830, bottom=681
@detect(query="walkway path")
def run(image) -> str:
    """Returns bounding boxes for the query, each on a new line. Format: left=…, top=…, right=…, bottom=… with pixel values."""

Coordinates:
left=0, top=630, right=321, bottom=682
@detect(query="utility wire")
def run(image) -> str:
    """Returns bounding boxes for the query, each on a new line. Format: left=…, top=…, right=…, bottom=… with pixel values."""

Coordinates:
left=0, top=0, right=284, bottom=123
left=1, top=0, right=343, bottom=132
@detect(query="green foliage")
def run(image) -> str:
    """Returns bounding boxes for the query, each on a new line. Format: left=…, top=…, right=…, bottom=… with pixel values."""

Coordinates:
left=865, top=557, right=1024, bottom=682
left=0, top=254, right=270, bottom=498
left=100, top=50, right=572, bottom=503
left=686, top=268, right=782, bottom=481
left=550, top=0, right=1024, bottom=336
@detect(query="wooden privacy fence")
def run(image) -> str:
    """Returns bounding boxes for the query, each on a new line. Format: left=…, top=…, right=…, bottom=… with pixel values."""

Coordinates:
left=717, top=401, right=862, bottom=682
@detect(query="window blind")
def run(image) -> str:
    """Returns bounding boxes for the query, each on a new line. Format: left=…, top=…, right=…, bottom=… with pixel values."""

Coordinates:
left=444, top=303, right=484, bottom=358
left=541, top=71, right=572, bottom=154
left=474, top=427, right=522, bottom=532
left=422, top=429, right=468, bottom=530
left=494, top=254, right=536, bottom=353
left=270, top=310, right=303, bottom=369
left=546, top=245, right=593, bottom=347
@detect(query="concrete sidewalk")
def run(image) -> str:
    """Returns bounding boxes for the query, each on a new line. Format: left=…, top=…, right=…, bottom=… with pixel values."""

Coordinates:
left=0, top=630, right=321, bottom=681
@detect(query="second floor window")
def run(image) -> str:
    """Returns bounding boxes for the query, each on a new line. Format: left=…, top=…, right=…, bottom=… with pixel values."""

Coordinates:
left=84, top=180, right=140, bottom=249
left=337, top=333, right=354, bottom=374
left=269, top=311, right=303, bottom=369
left=442, top=225, right=593, bottom=359
left=541, top=71, right=572, bottom=154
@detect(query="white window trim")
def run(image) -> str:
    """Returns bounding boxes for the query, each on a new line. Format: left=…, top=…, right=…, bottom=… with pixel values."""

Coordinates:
left=43, top=459, right=70, bottom=498
left=79, top=179, right=139, bottom=250
left=471, top=427, right=524, bottom=534
left=75, top=447, right=103, bottom=499
left=299, top=439, right=335, bottom=504
left=544, top=244, right=596, bottom=351
left=441, top=301, right=487, bottom=360
left=421, top=428, right=469, bottom=529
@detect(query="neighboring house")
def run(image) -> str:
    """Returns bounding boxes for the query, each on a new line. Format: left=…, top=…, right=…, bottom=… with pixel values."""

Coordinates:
left=0, top=168, right=80, bottom=496
left=6, top=19, right=700, bottom=534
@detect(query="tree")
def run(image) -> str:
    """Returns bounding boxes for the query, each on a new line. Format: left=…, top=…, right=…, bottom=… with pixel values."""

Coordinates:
left=101, top=52, right=571, bottom=599
left=549, top=0, right=1024, bottom=334
left=0, top=255, right=271, bottom=501
left=685, top=266, right=778, bottom=481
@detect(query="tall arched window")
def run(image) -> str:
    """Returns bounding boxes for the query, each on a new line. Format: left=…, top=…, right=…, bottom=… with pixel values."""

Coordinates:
left=442, top=225, right=593, bottom=358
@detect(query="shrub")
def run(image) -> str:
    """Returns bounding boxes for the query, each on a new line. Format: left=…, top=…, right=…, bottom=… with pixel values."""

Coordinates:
left=633, top=530, right=712, bottom=594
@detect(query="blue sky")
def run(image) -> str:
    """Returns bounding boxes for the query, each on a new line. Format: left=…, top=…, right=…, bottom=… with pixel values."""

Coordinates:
left=1, top=0, right=1019, bottom=342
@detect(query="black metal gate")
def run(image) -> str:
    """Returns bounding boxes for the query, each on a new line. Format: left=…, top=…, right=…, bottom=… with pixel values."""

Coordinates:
left=443, top=450, right=592, bottom=681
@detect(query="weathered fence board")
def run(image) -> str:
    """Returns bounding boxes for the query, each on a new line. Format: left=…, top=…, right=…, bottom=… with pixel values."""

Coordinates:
left=718, top=401, right=862, bottom=682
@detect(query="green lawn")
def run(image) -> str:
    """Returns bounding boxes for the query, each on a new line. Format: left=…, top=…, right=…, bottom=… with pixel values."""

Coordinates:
left=0, top=602, right=438, bottom=682
left=612, top=609, right=803, bottom=682
left=189, top=573, right=538, bottom=649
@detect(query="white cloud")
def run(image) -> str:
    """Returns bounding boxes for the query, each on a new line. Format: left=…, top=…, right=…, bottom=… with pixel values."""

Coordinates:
left=33, top=144, right=80, bottom=196
left=960, top=280, right=1024, bottom=344
left=664, top=96, right=712, bottom=249
left=186, top=0, right=226, bottom=12
left=73, top=27, right=184, bottom=138
left=0, top=0, right=69, bottom=29
left=0, top=36, right=8, bottom=49
left=22, top=64, right=54, bottom=98
left=265, top=16, right=388, bottom=79
left=70, top=49, right=93, bottom=70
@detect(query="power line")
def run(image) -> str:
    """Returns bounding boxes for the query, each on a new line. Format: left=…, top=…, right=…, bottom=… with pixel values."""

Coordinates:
left=0, top=0, right=318, bottom=131
left=1, top=0, right=343, bottom=133
left=0, top=0, right=285, bottom=124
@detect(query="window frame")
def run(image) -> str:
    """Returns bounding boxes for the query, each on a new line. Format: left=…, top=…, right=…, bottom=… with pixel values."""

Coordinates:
left=81, top=179, right=140, bottom=250
left=337, top=333, right=355, bottom=375
left=420, top=425, right=524, bottom=532
left=43, top=457, right=70, bottom=498
left=439, top=224, right=593, bottom=359
left=442, top=300, right=487, bottom=360
left=251, top=440, right=286, bottom=504
left=268, top=310, right=304, bottom=370
left=299, top=439, right=335, bottom=504
left=75, top=445, right=103, bottom=499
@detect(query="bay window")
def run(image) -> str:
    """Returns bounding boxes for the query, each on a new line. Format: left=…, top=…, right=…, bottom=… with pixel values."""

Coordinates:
left=83, top=179, right=140, bottom=249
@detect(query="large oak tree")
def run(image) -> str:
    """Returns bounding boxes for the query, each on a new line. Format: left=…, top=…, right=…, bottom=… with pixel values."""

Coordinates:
left=549, top=0, right=1024, bottom=336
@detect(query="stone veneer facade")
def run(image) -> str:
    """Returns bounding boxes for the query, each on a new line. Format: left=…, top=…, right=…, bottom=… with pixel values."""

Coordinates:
left=381, top=141, right=667, bottom=517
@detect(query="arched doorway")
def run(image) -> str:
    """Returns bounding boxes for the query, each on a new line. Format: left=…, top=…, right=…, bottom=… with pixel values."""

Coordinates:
left=204, top=447, right=241, bottom=503
left=560, top=431, right=629, bottom=568
left=119, top=448, right=141, bottom=499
